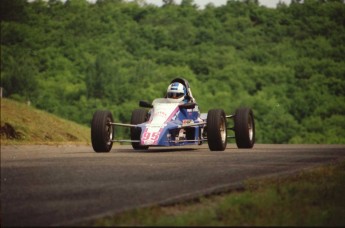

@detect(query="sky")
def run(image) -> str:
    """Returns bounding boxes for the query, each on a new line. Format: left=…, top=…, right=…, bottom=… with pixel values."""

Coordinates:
left=133, top=0, right=291, bottom=8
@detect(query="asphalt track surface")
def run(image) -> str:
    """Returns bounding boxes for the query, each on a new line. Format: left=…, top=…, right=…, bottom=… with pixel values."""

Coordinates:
left=1, top=144, right=345, bottom=226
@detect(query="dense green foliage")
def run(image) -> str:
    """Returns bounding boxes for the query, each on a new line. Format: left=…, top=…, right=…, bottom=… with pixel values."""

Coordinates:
left=1, top=0, right=344, bottom=143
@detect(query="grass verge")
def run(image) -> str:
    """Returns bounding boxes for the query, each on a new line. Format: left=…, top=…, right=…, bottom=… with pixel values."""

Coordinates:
left=84, top=161, right=345, bottom=226
left=1, top=98, right=90, bottom=145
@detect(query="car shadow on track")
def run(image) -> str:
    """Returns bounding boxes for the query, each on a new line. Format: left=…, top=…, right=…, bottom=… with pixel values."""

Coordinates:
left=116, top=148, right=198, bottom=153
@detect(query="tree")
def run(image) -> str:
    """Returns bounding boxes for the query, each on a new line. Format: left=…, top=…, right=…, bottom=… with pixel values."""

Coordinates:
left=1, top=0, right=344, bottom=143
left=1, top=47, right=38, bottom=100
left=0, top=0, right=28, bottom=22
left=162, top=0, right=175, bottom=6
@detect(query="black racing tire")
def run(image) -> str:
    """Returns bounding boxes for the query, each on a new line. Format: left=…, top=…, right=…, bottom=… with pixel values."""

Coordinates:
left=234, top=108, right=255, bottom=148
left=91, top=110, right=114, bottom=153
left=207, top=109, right=227, bottom=151
left=131, top=109, right=149, bottom=150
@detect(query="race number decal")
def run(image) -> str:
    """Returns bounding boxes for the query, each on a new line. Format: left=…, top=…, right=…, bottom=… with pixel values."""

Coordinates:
left=142, top=132, right=159, bottom=141
left=141, top=102, right=179, bottom=145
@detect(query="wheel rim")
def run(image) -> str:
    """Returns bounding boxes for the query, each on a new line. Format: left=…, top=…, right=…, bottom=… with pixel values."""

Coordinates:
left=106, top=118, right=113, bottom=146
left=220, top=117, right=226, bottom=144
left=248, top=115, right=253, bottom=142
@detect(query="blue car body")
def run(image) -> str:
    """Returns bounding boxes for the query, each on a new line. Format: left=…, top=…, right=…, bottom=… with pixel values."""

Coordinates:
left=136, top=98, right=204, bottom=147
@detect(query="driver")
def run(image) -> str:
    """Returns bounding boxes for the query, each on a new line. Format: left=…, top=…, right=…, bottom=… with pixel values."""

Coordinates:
left=166, top=82, right=189, bottom=103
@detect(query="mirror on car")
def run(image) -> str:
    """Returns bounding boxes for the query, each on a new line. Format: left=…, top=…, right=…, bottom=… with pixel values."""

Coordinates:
left=139, top=100, right=153, bottom=108
left=179, top=103, right=196, bottom=109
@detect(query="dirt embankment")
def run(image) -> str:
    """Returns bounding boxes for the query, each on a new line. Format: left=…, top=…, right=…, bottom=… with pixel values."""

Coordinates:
left=0, top=123, right=23, bottom=139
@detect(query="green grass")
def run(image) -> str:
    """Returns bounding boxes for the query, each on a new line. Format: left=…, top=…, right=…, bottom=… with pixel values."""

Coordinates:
left=0, top=98, right=90, bottom=145
left=84, top=161, right=345, bottom=226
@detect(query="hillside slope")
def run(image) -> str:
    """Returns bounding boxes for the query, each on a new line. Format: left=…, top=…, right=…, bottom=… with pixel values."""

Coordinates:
left=0, top=98, right=90, bottom=145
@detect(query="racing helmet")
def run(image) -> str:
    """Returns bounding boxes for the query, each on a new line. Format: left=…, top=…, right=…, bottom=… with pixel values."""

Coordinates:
left=166, top=82, right=186, bottom=102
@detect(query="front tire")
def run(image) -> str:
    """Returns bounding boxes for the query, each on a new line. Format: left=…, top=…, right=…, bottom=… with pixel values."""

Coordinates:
left=131, top=109, right=149, bottom=150
left=234, top=108, right=255, bottom=148
left=91, top=110, right=114, bottom=153
left=207, top=109, right=227, bottom=151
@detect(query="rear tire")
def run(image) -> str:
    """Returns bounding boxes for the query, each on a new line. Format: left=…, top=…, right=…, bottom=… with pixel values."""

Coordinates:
left=131, top=109, right=149, bottom=150
left=234, top=108, right=255, bottom=148
left=91, top=110, right=114, bottom=153
left=207, top=109, right=227, bottom=151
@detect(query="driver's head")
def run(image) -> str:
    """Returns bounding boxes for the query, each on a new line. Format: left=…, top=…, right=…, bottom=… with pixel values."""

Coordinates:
left=166, top=82, right=186, bottom=102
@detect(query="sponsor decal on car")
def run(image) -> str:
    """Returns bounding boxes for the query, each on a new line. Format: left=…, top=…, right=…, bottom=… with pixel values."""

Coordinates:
left=141, top=103, right=180, bottom=145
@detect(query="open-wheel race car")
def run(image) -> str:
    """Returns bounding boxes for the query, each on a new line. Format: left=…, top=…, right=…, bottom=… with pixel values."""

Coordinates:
left=91, top=78, right=255, bottom=152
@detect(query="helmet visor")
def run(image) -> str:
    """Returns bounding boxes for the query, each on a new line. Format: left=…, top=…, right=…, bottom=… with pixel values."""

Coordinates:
left=167, top=92, right=185, bottom=99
